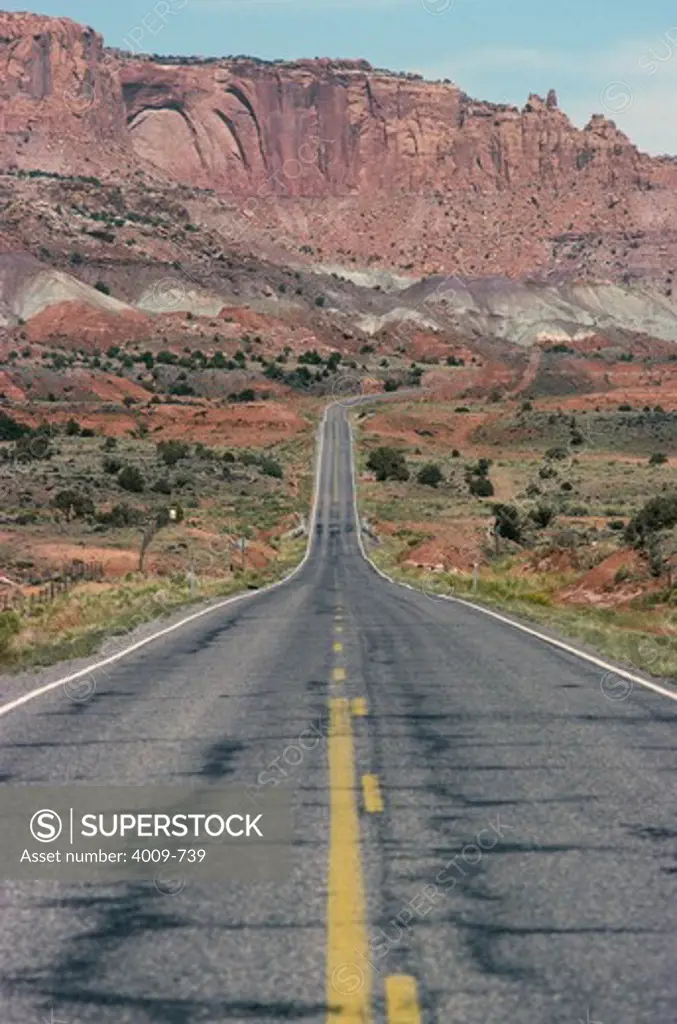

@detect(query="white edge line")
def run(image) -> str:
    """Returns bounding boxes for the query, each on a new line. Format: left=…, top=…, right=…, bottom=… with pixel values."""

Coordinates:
left=0, top=408, right=330, bottom=720
left=345, top=409, right=677, bottom=706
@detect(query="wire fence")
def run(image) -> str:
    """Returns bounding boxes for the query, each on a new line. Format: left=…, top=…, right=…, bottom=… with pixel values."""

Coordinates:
left=0, top=561, right=105, bottom=614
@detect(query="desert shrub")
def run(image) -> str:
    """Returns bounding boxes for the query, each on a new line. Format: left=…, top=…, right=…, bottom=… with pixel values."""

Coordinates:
left=0, top=412, right=30, bottom=441
left=94, top=280, right=111, bottom=295
left=607, top=520, right=625, bottom=531
left=466, top=457, right=491, bottom=480
left=103, top=436, right=118, bottom=450
left=451, top=449, right=461, bottom=458
left=625, top=493, right=677, bottom=547
left=52, top=489, right=95, bottom=519
left=117, top=465, right=145, bottom=493
left=194, top=443, right=216, bottom=460
left=545, top=446, right=568, bottom=460
left=299, top=349, right=323, bottom=365
left=157, top=350, right=178, bottom=365
left=529, top=504, right=556, bottom=529
left=151, top=477, right=173, bottom=494
left=383, top=379, right=400, bottom=392
left=259, top=456, right=283, bottom=479
left=65, top=418, right=81, bottom=436
left=98, top=503, right=145, bottom=528
left=366, top=446, right=410, bottom=482
left=102, top=455, right=123, bottom=474
left=169, top=382, right=194, bottom=396
left=469, top=476, right=494, bottom=497
left=560, top=480, right=573, bottom=491
left=229, top=388, right=256, bottom=403
left=493, top=503, right=522, bottom=542
left=417, top=463, right=443, bottom=488
left=649, top=452, right=668, bottom=466
left=539, top=464, right=557, bottom=480
left=157, top=439, right=190, bottom=466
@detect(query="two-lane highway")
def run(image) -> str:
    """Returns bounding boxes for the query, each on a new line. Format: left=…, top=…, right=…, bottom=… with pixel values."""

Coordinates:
left=0, top=403, right=675, bottom=1023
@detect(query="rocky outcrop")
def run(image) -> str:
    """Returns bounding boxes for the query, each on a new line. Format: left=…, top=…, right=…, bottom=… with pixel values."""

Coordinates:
left=2, top=12, right=677, bottom=197
left=0, top=13, right=131, bottom=176
left=118, top=63, right=674, bottom=196
left=3, top=12, right=677, bottom=286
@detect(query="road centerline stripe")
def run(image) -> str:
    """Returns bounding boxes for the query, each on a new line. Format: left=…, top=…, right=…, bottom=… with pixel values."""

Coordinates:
left=362, top=774, right=384, bottom=814
left=385, top=975, right=422, bottom=1023
left=351, top=697, right=368, bottom=717
left=333, top=667, right=346, bottom=683
left=326, top=697, right=371, bottom=1021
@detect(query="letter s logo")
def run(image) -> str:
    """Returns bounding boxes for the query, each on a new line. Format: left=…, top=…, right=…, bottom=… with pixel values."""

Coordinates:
left=30, top=809, right=63, bottom=843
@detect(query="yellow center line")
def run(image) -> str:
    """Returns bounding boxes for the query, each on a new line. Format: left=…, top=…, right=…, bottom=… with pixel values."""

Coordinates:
left=333, top=667, right=346, bottom=683
left=385, top=976, right=422, bottom=1024
left=333, top=641, right=344, bottom=653
left=335, top=625, right=344, bottom=634
left=362, top=774, right=384, bottom=814
left=351, top=697, right=368, bottom=718
left=326, top=697, right=371, bottom=1022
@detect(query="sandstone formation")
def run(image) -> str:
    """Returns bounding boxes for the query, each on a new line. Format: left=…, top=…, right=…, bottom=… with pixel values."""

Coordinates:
left=2, top=11, right=677, bottom=197
left=2, top=11, right=677, bottom=286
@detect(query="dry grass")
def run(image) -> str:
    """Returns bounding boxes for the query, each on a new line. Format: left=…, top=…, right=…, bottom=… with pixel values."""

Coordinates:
left=0, top=537, right=306, bottom=671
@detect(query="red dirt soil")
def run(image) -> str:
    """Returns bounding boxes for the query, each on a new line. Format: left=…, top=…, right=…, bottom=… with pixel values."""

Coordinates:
left=25, top=301, right=151, bottom=347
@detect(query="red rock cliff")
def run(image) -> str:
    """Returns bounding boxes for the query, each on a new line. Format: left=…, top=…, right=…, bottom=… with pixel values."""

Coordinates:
left=119, top=59, right=672, bottom=196
left=2, top=11, right=676, bottom=198
left=0, top=13, right=131, bottom=175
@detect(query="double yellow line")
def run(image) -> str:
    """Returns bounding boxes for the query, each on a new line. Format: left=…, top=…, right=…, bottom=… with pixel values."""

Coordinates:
left=326, top=604, right=422, bottom=1022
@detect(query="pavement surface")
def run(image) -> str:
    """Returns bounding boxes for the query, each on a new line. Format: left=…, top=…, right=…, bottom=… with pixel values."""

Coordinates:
left=0, top=403, right=675, bottom=1023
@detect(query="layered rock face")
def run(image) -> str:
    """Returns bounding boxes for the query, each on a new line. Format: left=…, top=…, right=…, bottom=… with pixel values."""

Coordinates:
left=2, top=11, right=677, bottom=284
left=0, top=13, right=131, bottom=175
left=2, top=11, right=676, bottom=196
left=112, top=59, right=676, bottom=197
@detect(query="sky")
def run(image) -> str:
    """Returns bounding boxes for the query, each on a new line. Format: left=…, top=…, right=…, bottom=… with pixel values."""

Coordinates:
left=6, top=0, right=677, bottom=154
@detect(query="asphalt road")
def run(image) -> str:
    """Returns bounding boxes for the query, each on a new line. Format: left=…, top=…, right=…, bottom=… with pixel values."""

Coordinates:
left=0, top=403, right=676, bottom=1023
